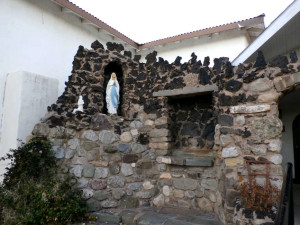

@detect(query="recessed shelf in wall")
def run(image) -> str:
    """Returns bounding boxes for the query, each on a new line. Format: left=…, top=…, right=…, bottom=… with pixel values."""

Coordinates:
left=153, top=85, right=218, bottom=98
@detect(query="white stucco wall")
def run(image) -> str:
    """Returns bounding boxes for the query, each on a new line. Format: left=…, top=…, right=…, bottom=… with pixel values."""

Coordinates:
left=0, top=0, right=134, bottom=121
left=0, top=0, right=134, bottom=162
left=0, top=71, right=58, bottom=179
left=138, top=30, right=249, bottom=63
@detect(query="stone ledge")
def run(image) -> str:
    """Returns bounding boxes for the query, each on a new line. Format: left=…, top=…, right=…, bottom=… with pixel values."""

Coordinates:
left=153, top=85, right=218, bottom=98
left=229, top=104, right=271, bottom=114
left=156, top=156, right=214, bottom=167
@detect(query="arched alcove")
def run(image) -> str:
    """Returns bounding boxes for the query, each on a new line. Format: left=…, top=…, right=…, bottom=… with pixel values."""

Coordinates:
left=103, top=62, right=124, bottom=115
left=279, top=89, right=300, bottom=182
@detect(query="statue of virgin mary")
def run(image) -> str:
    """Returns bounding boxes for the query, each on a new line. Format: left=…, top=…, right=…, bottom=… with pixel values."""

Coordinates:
left=106, top=72, right=120, bottom=114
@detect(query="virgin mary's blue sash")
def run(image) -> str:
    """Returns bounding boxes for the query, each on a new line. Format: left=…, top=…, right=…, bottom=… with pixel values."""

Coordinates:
left=110, top=85, right=119, bottom=108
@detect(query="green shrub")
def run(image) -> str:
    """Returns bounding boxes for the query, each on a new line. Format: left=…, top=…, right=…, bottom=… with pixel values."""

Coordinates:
left=0, top=137, right=87, bottom=224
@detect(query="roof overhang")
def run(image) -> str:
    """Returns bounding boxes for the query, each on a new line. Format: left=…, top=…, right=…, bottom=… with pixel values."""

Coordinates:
left=50, top=0, right=265, bottom=51
left=232, top=0, right=300, bottom=65
left=51, top=0, right=140, bottom=48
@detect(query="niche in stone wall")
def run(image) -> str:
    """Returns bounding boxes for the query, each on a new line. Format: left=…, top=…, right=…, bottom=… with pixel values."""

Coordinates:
left=103, top=61, right=124, bottom=115
left=168, top=93, right=216, bottom=152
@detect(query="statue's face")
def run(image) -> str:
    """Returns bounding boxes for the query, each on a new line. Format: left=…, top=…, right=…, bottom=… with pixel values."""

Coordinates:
left=112, top=73, right=116, bottom=80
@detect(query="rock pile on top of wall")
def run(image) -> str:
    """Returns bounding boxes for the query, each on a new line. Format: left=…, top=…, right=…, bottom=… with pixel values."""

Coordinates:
left=44, top=41, right=230, bottom=131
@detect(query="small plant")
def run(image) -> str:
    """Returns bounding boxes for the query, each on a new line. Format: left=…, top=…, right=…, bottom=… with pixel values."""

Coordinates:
left=235, top=180, right=280, bottom=211
left=0, top=136, right=87, bottom=225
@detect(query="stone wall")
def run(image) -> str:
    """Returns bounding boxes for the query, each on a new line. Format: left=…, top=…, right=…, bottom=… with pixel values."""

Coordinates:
left=214, top=52, right=300, bottom=224
left=168, top=94, right=215, bottom=151
left=31, top=40, right=300, bottom=224
left=32, top=113, right=218, bottom=213
left=46, top=42, right=217, bottom=133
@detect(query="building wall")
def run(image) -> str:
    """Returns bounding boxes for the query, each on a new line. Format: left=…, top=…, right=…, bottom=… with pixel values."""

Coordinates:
left=0, top=71, right=59, bottom=179
left=0, top=0, right=134, bottom=159
left=138, top=31, right=249, bottom=63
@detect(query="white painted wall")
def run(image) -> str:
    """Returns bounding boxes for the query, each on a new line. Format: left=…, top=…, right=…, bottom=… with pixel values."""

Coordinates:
left=0, top=71, right=58, bottom=179
left=0, top=0, right=133, bottom=108
left=0, top=0, right=134, bottom=162
left=138, top=30, right=249, bottom=63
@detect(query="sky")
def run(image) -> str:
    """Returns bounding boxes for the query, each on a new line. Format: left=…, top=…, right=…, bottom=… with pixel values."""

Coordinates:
left=70, top=0, right=295, bottom=44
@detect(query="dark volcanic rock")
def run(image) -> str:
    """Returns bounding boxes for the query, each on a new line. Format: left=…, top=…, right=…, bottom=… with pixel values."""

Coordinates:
left=247, top=95, right=257, bottom=102
left=87, top=51, right=99, bottom=58
left=75, top=45, right=85, bottom=58
left=270, top=55, right=289, bottom=69
left=290, top=51, right=298, bottom=63
left=213, top=57, right=228, bottom=74
left=138, top=133, right=149, bottom=145
left=224, top=61, right=234, bottom=78
left=170, top=69, right=184, bottom=78
left=218, top=115, right=233, bottom=126
left=199, top=68, right=211, bottom=85
left=124, top=50, right=132, bottom=58
left=174, top=56, right=182, bottom=66
left=190, top=52, right=197, bottom=64
left=203, top=56, right=210, bottom=67
left=213, top=58, right=222, bottom=74
left=137, top=72, right=146, bottom=81
left=91, top=85, right=104, bottom=93
left=242, top=128, right=251, bottom=138
left=72, top=58, right=81, bottom=71
left=49, top=116, right=64, bottom=127
left=225, top=80, right=242, bottom=92
left=202, top=121, right=215, bottom=140
left=145, top=51, right=157, bottom=65
left=93, top=64, right=101, bottom=71
left=197, top=138, right=205, bottom=148
left=243, top=71, right=258, bottom=83
left=181, top=122, right=201, bottom=137
left=219, top=94, right=244, bottom=106
left=82, top=62, right=91, bottom=71
left=133, top=55, right=141, bottom=62
left=253, top=50, right=267, bottom=68
left=91, top=40, right=104, bottom=50
left=106, top=42, right=124, bottom=52
left=165, top=77, right=185, bottom=89
left=191, top=61, right=202, bottom=73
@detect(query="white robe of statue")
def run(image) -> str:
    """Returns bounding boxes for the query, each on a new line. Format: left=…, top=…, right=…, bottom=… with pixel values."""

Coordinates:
left=106, top=73, right=120, bottom=114
left=73, top=95, right=84, bottom=113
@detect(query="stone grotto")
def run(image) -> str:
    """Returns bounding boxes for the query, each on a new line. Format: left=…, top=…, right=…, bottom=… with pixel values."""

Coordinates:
left=30, top=40, right=300, bottom=224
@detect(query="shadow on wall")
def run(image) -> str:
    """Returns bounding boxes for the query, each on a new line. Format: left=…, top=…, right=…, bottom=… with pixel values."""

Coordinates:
left=168, top=93, right=216, bottom=151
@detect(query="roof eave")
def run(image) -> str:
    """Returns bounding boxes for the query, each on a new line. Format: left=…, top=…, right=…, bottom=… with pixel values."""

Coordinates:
left=232, top=0, right=300, bottom=66
left=52, top=0, right=140, bottom=49
left=138, top=14, right=265, bottom=50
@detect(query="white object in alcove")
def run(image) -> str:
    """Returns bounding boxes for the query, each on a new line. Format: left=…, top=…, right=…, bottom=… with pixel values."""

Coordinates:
left=73, top=95, right=84, bottom=113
